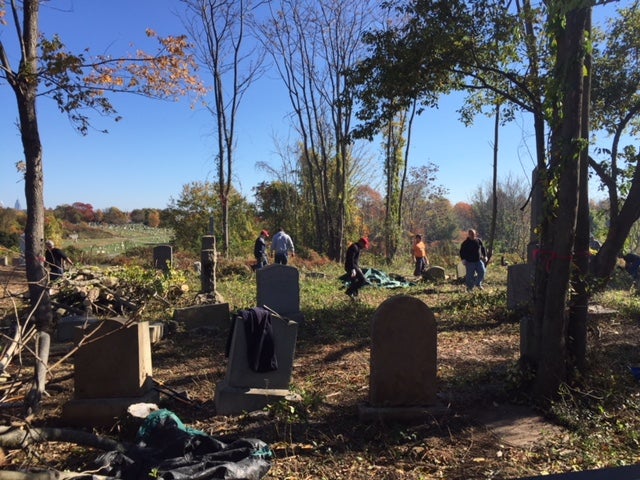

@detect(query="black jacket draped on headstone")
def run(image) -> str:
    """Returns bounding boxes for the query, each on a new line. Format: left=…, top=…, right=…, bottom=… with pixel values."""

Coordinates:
left=233, top=307, right=278, bottom=373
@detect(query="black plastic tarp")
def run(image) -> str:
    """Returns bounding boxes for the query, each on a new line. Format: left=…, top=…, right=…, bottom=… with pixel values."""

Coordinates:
left=93, top=409, right=272, bottom=480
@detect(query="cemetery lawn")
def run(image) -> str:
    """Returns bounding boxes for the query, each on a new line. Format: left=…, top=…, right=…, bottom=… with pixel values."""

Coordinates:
left=2, top=261, right=640, bottom=479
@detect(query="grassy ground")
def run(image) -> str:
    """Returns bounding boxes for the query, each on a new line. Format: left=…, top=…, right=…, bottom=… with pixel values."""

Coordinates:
left=2, top=245, right=640, bottom=479
left=61, top=224, right=172, bottom=263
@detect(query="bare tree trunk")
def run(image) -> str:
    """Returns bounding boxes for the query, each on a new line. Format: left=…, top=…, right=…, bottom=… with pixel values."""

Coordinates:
left=183, top=0, right=264, bottom=258
left=0, top=425, right=124, bottom=451
left=261, top=0, right=374, bottom=261
left=3, top=0, right=55, bottom=415
left=487, top=103, right=499, bottom=260
left=590, top=166, right=640, bottom=280
left=25, top=331, right=51, bottom=414
left=568, top=9, right=592, bottom=374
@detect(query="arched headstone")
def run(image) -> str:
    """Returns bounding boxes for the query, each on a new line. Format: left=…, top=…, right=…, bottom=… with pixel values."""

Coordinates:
left=369, top=295, right=437, bottom=407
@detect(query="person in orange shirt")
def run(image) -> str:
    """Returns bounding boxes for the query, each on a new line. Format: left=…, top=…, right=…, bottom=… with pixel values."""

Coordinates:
left=412, top=234, right=429, bottom=276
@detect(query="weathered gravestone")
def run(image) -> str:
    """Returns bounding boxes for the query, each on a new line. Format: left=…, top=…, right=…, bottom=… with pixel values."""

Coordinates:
left=214, top=308, right=299, bottom=415
left=422, top=265, right=446, bottom=283
left=173, top=302, right=230, bottom=332
left=361, top=295, right=444, bottom=421
left=148, top=321, right=165, bottom=344
left=55, top=314, right=99, bottom=342
left=456, top=262, right=466, bottom=283
left=62, top=317, right=158, bottom=427
left=57, top=315, right=164, bottom=344
left=153, top=245, right=173, bottom=272
left=506, top=171, right=539, bottom=310
left=256, top=264, right=304, bottom=322
left=507, top=263, right=534, bottom=310
left=201, top=235, right=216, bottom=294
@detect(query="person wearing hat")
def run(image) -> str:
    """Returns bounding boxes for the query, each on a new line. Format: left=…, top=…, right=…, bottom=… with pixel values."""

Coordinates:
left=344, top=236, right=370, bottom=299
left=44, top=239, right=73, bottom=282
left=254, top=229, right=270, bottom=269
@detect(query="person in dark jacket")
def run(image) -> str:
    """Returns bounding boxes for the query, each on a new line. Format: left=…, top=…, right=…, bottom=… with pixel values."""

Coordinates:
left=344, top=237, right=370, bottom=299
left=622, top=252, right=640, bottom=281
left=45, top=240, right=73, bottom=282
left=254, top=230, right=270, bottom=269
left=459, top=229, right=487, bottom=291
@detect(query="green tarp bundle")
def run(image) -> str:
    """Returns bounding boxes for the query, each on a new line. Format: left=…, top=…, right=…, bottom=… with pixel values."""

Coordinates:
left=340, top=268, right=416, bottom=290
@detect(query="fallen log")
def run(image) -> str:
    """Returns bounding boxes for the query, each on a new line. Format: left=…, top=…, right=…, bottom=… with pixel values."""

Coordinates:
left=0, top=425, right=125, bottom=452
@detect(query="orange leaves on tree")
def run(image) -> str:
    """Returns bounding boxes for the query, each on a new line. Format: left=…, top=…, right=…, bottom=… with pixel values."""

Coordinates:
left=82, top=33, right=206, bottom=100
left=37, top=31, right=205, bottom=134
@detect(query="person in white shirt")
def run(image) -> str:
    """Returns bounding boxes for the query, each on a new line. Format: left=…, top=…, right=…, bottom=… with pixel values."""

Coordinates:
left=271, top=228, right=295, bottom=265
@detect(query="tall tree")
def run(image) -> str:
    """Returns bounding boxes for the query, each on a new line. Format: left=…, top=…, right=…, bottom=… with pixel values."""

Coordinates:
left=401, top=165, right=449, bottom=240
left=470, top=177, right=530, bottom=259
left=0, top=0, right=201, bottom=412
left=253, top=180, right=301, bottom=239
left=381, top=109, right=407, bottom=262
left=530, top=1, right=591, bottom=398
left=260, top=0, right=377, bottom=260
left=181, top=0, right=265, bottom=256
left=588, top=2, right=640, bottom=283
left=353, top=184, right=384, bottom=239
left=351, top=0, right=602, bottom=398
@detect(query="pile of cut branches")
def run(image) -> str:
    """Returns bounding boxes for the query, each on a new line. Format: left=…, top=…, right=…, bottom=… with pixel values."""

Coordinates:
left=49, top=267, right=191, bottom=321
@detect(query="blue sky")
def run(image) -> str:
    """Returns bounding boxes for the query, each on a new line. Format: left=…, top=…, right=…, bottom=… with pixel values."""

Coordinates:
left=0, top=1, right=624, bottom=212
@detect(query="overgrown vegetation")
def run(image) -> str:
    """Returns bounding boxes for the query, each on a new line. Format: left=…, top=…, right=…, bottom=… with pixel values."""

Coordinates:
left=2, top=243, right=639, bottom=478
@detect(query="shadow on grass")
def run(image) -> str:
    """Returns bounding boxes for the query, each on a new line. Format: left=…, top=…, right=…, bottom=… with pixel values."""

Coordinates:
left=297, top=301, right=376, bottom=348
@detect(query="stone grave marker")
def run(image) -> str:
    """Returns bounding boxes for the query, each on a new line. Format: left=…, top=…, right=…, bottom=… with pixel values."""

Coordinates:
left=456, top=262, right=466, bottom=282
left=422, top=266, right=446, bottom=282
left=361, top=295, right=443, bottom=421
left=256, top=264, right=304, bottom=322
left=62, top=317, right=158, bottom=426
left=173, top=302, right=230, bottom=332
left=215, top=308, right=299, bottom=415
left=148, top=321, right=165, bottom=344
left=55, top=314, right=99, bottom=342
left=507, top=263, right=534, bottom=310
left=153, top=245, right=173, bottom=272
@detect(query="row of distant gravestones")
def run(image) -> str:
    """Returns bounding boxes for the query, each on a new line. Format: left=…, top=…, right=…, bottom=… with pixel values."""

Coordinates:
left=59, top=264, right=440, bottom=426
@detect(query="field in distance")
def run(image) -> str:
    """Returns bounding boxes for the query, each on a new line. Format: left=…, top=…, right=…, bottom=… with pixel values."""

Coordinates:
left=63, top=223, right=172, bottom=257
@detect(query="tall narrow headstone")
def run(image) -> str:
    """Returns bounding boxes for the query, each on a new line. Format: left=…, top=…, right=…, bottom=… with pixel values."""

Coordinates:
left=201, top=235, right=216, bottom=294
left=369, top=295, right=437, bottom=407
left=456, top=262, right=466, bottom=282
